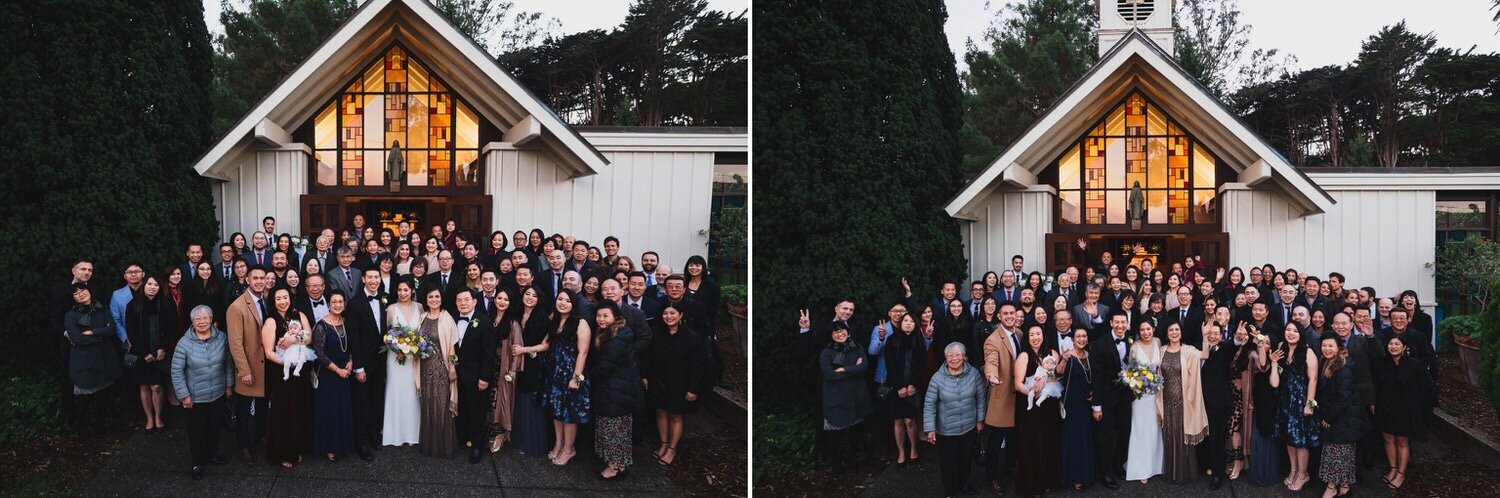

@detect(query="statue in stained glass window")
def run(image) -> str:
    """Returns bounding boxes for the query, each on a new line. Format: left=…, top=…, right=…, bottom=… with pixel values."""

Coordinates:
left=386, top=140, right=404, bottom=192
left=1128, top=181, right=1145, bottom=230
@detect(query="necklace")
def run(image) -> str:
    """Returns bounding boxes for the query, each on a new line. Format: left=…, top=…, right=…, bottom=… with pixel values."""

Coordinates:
left=333, top=322, right=348, bottom=352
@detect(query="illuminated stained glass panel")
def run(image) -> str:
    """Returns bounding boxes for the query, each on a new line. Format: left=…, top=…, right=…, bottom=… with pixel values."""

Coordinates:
left=1052, top=90, right=1223, bottom=227
left=307, top=44, right=484, bottom=189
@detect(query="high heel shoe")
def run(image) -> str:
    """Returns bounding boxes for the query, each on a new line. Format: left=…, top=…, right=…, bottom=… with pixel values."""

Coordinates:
left=1227, top=461, right=1241, bottom=480
left=1387, top=471, right=1405, bottom=490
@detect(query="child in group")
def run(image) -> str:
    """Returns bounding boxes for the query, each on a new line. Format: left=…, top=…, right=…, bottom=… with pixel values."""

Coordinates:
left=278, top=320, right=316, bottom=380
left=1025, top=354, right=1063, bottom=410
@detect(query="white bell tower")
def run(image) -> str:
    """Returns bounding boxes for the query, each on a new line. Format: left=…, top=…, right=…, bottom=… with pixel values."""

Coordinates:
left=1098, top=0, right=1175, bottom=56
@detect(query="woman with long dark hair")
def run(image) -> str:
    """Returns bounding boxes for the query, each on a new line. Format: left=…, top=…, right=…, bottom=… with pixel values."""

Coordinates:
left=589, top=302, right=642, bottom=479
left=1270, top=322, right=1320, bottom=491
left=127, top=275, right=177, bottom=434
left=1013, top=325, right=1062, bottom=495
left=683, top=255, right=720, bottom=332
left=1375, top=334, right=1436, bottom=491
left=484, top=231, right=509, bottom=271
left=260, top=286, right=313, bottom=468
left=230, top=232, right=247, bottom=256
left=644, top=302, right=709, bottom=467
left=1158, top=322, right=1207, bottom=484
left=969, top=296, right=999, bottom=368
left=1315, top=332, right=1367, bottom=497
left=488, top=288, right=522, bottom=453
left=527, top=228, right=546, bottom=259
left=510, top=286, right=552, bottom=457
left=881, top=313, right=926, bottom=465
left=186, top=261, right=223, bottom=329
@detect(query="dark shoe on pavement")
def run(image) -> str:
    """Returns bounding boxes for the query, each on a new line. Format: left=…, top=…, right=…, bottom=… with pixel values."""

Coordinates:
left=239, top=449, right=255, bottom=466
left=191, top=466, right=205, bottom=480
left=1209, top=475, right=1224, bottom=491
left=989, top=479, right=1004, bottom=496
left=210, top=455, right=228, bottom=465
left=961, top=484, right=978, bottom=495
left=1102, top=474, right=1120, bottom=490
left=468, top=448, right=483, bottom=464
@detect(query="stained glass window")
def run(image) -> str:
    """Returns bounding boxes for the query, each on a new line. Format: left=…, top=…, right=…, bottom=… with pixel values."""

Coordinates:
left=313, top=45, right=481, bottom=188
left=1055, top=91, right=1221, bottom=226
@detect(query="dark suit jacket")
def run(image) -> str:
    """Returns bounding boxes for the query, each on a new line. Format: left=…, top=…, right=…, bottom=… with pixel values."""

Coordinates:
left=1089, top=334, right=1131, bottom=410
left=1200, top=341, right=1239, bottom=408
left=347, top=290, right=389, bottom=375
left=293, top=295, right=325, bottom=323
left=1166, top=306, right=1205, bottom=350
left=664, top=296, right=710, bottom=335
left=623, top=295, right=662, bottom=323
left=452, top=311, right=497, bottom=387
left=565, top=259, right=602, bottom=282
left=1296, top=294, right=1331, bottom=316
left=616, top=299, right=654, bottom=357
left=241, top=249, right=272, bottom=270
left=993, top=287, right=1022, bottom=307
left=540, top=269, right=567, bottom=299
left=1344, top=333, right=1378, bottom=408
left=422, top=271, right=468, bottom=312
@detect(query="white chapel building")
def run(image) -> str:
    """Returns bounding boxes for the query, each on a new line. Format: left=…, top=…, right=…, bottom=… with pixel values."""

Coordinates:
left=947, top=0, right=1500, bottom=317
left=192, top=0, right=746, bottom=268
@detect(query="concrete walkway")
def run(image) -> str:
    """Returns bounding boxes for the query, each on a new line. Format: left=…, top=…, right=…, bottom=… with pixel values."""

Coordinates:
left=862, top=435, right=1463, bottom=497
left=85, top=410, right=678, bottom=497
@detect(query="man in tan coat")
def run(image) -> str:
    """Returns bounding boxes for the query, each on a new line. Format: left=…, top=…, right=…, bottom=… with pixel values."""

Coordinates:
left=227, top=267, right=269, bottom=465
left=982, top=301, right=1022, bottom=496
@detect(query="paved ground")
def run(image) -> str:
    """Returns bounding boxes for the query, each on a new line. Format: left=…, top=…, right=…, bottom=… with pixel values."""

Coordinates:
left=84, top=410, right=682, bottom=497
left=861, top=430, right=1493, bottom=497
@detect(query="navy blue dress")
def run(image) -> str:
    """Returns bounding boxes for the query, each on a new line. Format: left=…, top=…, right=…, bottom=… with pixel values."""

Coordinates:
left=545, top=333, right=592, bottom=424
left=1275, top=357, right=1320, bottom=449
left=1059, top=356, right=1095, bottom=487
left=312, top=320, right=355, bottom=458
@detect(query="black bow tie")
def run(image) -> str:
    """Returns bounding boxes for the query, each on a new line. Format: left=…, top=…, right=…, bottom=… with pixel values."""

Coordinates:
left=1115, top=337, right=1127, bottom=344
left=312, top=300, right=325, bottom=308
left=456, top=316, right=470, bottom=323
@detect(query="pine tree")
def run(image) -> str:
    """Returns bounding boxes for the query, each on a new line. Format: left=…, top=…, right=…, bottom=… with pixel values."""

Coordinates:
left=753, top=0, right=967, bottom=406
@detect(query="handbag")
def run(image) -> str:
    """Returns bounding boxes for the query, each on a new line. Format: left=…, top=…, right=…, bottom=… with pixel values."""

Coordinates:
left=122, top=352, right=139, bottom=369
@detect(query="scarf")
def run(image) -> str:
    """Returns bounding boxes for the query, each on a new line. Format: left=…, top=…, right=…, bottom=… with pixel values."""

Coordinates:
left=1157, top=346, right=1210, bottom=445
left=412, top=312, right=460, bottom=417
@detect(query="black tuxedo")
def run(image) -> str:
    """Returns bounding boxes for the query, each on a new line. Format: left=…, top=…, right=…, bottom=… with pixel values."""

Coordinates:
left=452, top=310, right=497, bottom=447
left=1166, top=306, right=1205, bottom=350
left=293, top=294, right=328, bottom=323
left=1199, top=340, right=1240, bottom=477
left=1089, top=332, right=1133, bottom=480
left=348, top=289, right=389, bottom=452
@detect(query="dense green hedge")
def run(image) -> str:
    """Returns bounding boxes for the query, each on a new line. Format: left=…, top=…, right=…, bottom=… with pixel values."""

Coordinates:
left=752, top=0, right=968, bottom=411
left=1480, top=280, right=1500, bottom=412
left=0, top=0, right=219, bottom=371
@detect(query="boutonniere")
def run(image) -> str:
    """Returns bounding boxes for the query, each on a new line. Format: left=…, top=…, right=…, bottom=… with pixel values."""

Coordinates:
left=380, top=295, right=389, bottom=305
left=503, top=372, right=515, bottom=382
left=1127, top=337, right=1134, bottom=346
left=449, top=354, right=458, bottom=365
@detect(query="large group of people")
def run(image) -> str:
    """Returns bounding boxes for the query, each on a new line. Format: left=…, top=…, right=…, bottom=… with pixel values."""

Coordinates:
left=53, top=215, right=719, bottom=481
left=797, top=239, right=1438, bottom=498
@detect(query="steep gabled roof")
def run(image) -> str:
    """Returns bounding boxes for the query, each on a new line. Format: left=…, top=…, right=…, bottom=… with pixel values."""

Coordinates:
left=946, top=30, right=1334, bottom=220
left=194, top=0, right=607, bottom=181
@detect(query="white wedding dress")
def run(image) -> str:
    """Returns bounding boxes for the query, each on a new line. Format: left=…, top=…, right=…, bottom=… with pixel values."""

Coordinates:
left=1124, top=339, right=1165, bottom=481
left=382, top=302, right=422, bottom=446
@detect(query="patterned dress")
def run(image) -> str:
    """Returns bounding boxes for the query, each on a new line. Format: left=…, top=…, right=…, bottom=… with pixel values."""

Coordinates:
left=1160, top=350, right=1198, bottom=483
left=1275, top=356, right=1321, bottom=449
left=545, top=331, right=592, bottom=424
left=417, top=316, right=456, bottom=458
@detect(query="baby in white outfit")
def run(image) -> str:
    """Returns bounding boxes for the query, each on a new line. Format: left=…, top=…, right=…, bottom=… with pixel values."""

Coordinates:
left=1024, top=354, right=1063, bottom=410
left=278, top=320, right=317, bottom=380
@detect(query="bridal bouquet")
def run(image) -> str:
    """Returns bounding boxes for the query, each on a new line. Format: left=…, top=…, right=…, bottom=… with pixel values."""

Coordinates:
left=1117, top=358, right=1163, bottom=400
left=381, top=323, right=436, bottom=365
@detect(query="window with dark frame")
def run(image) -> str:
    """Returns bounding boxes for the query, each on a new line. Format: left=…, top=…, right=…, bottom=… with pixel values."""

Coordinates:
left=310, top=44, right=482, bottom=190
left=1055, top=91, right=1220, bottom=228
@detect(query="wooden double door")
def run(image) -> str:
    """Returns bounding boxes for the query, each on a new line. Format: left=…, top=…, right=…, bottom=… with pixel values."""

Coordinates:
left=1044, top=232, right=1229, bottom=274
left=301, top=194, right=491, bottom=237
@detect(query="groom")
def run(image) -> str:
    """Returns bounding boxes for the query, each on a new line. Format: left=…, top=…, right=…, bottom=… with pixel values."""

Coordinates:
left=1089, top=312, right=1134, bottom=489
left=453, top=289, right=497, bottom=464
left=349, top=267, right=389, bottom=461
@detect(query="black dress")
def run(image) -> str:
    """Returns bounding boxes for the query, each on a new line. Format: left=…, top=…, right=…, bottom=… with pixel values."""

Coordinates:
left=880, top=331, right=926, bottom=419
left=265, top=312, right=314, bottom=465
left=126, top=295, right=176, bottom=386
left=1015, top=349, right=1061, bottom=495
left=511, top=309, right=551, bottom=456
left=645, top=325, right=708, bottom=414
left=1375, top=356, right=1436, bottom=440
left=1059, top=355, right=1095, bottom=487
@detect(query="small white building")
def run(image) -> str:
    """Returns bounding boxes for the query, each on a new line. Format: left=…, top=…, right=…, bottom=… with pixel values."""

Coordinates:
left=193, top=0, right=746, bottom=267
left=946, top=1, right=1500, bottom=315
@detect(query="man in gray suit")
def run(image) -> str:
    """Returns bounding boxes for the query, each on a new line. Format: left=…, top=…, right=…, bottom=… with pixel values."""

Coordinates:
left=325, top=247, right=359, bottom=296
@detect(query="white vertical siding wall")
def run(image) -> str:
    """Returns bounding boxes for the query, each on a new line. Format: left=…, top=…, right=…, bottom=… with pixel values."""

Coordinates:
left=965, top=190, right=1054, bottom=280
left=485, top=148, right=714, bottom=269
left=1222, top=187, right=1435, bottom=303
left=217, top=149, right=309, bottom=241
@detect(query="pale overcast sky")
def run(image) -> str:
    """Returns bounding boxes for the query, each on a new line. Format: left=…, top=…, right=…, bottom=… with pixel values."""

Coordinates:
left=946, top=0, right=1500, bottom=73
left=205, top=0, right=748, bottom=41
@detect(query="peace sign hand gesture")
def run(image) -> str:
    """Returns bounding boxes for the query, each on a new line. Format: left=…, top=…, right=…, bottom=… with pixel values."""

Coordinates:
left=901, top=277, right=911, bottom=295
left=798, top=309, right=810, bottom=330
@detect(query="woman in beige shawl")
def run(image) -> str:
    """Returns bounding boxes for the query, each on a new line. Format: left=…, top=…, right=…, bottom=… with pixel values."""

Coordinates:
left=1157, top=322, right=1209, bottom=484
left=415, top=285, right=459, bottom=458
left=488, top=288, right=524, bottom=452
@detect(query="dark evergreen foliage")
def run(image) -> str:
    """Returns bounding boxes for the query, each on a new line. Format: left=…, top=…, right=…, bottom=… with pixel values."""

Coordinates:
left=753, top=0, right=967, bottom=407
left=0, top=0, right=218, bottom=369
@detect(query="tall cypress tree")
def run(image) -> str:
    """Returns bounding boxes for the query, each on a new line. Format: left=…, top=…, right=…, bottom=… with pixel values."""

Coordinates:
left=753, top=0, right=967, bottom=406
left=0, top=0, right=218, bottom=369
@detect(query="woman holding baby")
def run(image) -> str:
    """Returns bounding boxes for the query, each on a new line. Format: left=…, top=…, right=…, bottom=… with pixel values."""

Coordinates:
left=1012, top=324, right=1060, bottom=497
left=262, top=285, right=314, bottom=468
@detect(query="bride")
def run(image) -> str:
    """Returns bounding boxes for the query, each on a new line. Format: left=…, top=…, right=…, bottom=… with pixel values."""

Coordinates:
left=382, top=279, right=422, bottom=446
left=1124, top=321, right=1165, bottom=483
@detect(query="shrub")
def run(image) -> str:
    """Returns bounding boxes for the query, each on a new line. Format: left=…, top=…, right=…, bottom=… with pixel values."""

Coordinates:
left=752, top=408, right=815, bottom=482
left=722, top=284, right=747, bottom=307
left=0, top=370, right=59, bottom=447
left=1479, top=280, right=1500, bottom=412
left=1441, top=315, right=1484, bottom=351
